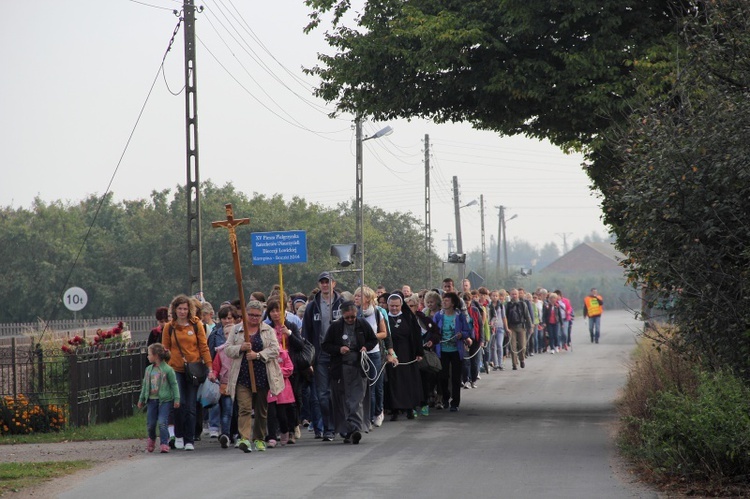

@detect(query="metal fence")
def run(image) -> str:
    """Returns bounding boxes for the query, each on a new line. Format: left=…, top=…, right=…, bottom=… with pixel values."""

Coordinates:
left=0, top=316, right=154, bottom=341
left=0, top=338, right=148, bottom=427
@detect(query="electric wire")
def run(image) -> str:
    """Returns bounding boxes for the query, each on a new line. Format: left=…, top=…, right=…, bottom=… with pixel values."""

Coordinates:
left=196, top=35, right=351, bottom=141
left=128, top=0, right=175, bottom=11
left=38, top=16, right=185, bottom=342
left=204, top=0, right=346, bottom=119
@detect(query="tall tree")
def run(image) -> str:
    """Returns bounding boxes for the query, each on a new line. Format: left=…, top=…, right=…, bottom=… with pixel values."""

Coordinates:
left=305, top=0, right=687, bottom=148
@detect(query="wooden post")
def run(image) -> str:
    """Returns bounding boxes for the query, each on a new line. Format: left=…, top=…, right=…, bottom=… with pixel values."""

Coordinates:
left=278, top=263, right=286, bottom=350
left=211, top=204, right=256, bottom=392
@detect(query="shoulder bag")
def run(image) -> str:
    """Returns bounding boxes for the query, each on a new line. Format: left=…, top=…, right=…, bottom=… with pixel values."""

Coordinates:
left=171, top=322, right=208, bottom=386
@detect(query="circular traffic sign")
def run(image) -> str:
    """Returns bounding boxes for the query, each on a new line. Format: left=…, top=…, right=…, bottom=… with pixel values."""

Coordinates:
left=63, top=287, right=88, bottom=312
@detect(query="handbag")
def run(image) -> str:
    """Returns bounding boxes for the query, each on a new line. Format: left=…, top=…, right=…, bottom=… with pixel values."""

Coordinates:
left=171, top=323, right=208, bottom=386
left=418, top=350, right=442, bottom=373
left=291, top=338, right=316, bottom=372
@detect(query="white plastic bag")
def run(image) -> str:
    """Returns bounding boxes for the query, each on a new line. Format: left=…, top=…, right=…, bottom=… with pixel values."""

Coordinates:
left=197, top=378, right=220, bottom=408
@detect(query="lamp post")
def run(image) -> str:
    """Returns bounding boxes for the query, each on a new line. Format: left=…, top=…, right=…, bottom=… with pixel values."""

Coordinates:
left=355, top=119, right=393, bottom=297
left=453, top=176, right=478, bottom=283
left=502, top=213, right=518, bottom=278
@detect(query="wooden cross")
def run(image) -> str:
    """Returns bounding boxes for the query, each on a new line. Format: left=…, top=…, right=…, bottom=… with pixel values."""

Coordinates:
left=212, top=203, right=256, bottom=393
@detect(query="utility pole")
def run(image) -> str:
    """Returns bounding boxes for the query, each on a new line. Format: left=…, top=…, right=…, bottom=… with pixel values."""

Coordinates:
left=424, top=134, right=431, bottom=289
left=496, top=206, right=503, bottom=278
left=184, top=0, right=203, bottom=295
left=443, top=234, right=454, bottom=254
left=452, top=176, right=465, bottom=283
left=556, top=232, right=573, bottom=254
left=480, top=194, right=486, bottom=277
left=499, top=205, right=510, bottom=278
left=355, top=119, right=364, bottom=290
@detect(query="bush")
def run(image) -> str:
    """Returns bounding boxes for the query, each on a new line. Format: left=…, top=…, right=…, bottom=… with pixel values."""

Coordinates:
left=618, top=331, right=750, bottom=488
left=0, top=395, right=66, bottom=435
left=637, top=371, right=750, bottom=481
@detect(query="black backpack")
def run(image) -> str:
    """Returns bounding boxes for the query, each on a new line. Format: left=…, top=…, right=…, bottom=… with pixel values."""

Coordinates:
left=507, top=302, right=524, bottom=326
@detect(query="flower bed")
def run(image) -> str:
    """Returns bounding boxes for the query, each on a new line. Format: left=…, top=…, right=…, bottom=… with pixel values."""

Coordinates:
left=0, top=394, right=65, bottom=435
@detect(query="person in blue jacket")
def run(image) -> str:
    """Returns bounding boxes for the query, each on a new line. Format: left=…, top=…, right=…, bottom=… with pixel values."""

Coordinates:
left=432, top=291, right=473, bottom=412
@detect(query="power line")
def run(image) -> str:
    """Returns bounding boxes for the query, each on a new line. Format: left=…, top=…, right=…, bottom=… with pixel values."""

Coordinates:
left=39, top=16, right=185, bottom=341
left=196, top=36, right=350, bottom=140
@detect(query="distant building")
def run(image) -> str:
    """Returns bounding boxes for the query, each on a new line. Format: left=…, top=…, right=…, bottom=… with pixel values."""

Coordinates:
left=539, top=242, right=624, bottom=275
left=537, top=242, right=638, bottom=311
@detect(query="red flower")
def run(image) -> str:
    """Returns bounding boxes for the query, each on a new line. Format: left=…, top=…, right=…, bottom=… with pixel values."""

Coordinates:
left=61, top=345, right=71, bottom=353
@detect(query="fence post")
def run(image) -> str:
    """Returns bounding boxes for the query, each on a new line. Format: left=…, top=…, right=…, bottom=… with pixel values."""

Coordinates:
left=68, top=352, right=78, bottom=427
left=35, top=343, right=44, bottom=393
left=11, top=337, right=17, bottom=398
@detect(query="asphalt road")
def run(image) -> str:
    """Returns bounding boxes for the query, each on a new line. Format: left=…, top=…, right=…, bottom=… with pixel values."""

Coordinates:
left=60, top=310, right=658, bottom=499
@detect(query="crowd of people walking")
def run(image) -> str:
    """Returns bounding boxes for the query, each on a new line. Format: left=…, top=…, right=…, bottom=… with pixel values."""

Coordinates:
left=140, top=275, right=604, bottom=453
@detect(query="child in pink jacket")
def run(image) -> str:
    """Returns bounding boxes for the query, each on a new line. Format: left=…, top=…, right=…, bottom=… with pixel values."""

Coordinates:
left=267, top=349, right=295, bottom=446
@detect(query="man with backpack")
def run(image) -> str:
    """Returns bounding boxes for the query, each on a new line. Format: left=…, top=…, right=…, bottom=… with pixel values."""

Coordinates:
left=506, top=288, right=532, bottom=371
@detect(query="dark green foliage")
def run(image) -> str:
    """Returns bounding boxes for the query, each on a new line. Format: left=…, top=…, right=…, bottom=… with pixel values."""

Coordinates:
left=0, top=181, right=440, bottom=322
left=603, top=0, right=750, bottom=379
left=304, top=0, right=687, bottom=148
left=626, top=370, right=750, bottom=482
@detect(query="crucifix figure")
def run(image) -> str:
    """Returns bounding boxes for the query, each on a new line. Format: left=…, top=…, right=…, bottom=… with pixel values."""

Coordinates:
left=212, top=203, right=256, bottom=392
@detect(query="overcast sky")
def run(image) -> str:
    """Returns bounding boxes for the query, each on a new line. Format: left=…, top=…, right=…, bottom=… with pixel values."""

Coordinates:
left=1, top=1, right=609, bottom=258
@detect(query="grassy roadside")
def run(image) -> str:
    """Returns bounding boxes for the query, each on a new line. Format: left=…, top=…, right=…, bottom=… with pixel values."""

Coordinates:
left=617, top=329, right=750, bottom=496
left=0, top=460, right=92, bottom=496
left=0, top=412, right=146, bottom=445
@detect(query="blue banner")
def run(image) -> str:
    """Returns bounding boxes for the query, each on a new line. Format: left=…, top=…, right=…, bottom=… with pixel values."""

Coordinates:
left=251, top=230, right=308, bottom=265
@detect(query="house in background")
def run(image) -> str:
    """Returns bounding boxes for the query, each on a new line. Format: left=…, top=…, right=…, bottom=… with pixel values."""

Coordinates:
left=539, top=242, right=624, bottom=275
left=536, top=242, right=639, bottom=311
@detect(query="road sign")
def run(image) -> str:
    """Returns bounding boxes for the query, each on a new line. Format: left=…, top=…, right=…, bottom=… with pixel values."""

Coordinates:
left=251, top=230, right=308, bottom=266
left=63, top=287, right=88, bottom=312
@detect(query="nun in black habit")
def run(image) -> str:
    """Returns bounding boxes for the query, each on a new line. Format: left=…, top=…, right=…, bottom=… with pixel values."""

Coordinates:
left=384, top=291, right=424, bottom=421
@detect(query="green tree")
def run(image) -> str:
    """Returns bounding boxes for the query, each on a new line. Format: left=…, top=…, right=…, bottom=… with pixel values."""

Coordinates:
left=605, top=0, right=750, bottom=378
left=304, top=0, right=686, bottom=148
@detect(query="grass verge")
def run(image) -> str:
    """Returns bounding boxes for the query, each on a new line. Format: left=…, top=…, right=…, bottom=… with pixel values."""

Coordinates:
left=0, top=460, right=92, bottom=496
left=0, top=412, right=145, bottom=445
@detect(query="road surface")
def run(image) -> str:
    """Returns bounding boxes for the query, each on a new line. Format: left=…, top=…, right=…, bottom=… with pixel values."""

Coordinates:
left=60, top=309, right=657, bottom=498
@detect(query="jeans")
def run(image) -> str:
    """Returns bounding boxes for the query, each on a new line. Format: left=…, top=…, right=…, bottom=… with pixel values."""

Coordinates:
left=314, top=352, right=334, bottom=436
left=218, top=394, right=233, bottom=436
left=547, top=323, right=560, bottom=350
left=589, top=316, right=601, bottom=342
left=174, top=372, right=198, bottom=443
left=535, top=326, right=544, bottom=353
left=367, top=350, right=383, bottom=420
left=208, top=403, right=221, bottom=433
left=489, top=331, right=504, bottom=367
left=146, top=399, right=171, bottom=444
left=301, top=380, right=323, bottom=434
left=559, top=320, right=569, bottom=347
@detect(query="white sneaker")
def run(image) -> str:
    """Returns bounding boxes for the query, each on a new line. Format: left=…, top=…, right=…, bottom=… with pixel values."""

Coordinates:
left=174, top=437, right=185, bottom=449
left=470, top=382, right=477, bottom=389
left=373, top=412, right=384, bottom=427
left=209, top=430, right=219, bottom=439
left=184, top=443, right=194, bottom=451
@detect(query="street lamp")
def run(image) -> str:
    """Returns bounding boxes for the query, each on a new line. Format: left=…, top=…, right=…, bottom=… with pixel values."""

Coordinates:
left=453, top=176, right=479, bottom=283
left=501, top=212, right=518, bottom=278
left=355, top=120, right=393, bottom=298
